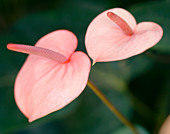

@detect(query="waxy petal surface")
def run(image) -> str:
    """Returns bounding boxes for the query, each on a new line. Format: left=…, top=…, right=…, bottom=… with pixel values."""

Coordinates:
left=85, top=8, right=163, bottom=62
left=14, top=30, right=91, bottom=122
left=35, top=30, right=78, bottom=59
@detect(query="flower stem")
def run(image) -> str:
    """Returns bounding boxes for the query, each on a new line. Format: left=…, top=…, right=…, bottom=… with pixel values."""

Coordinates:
left=87, top=80, right=139, bottom=134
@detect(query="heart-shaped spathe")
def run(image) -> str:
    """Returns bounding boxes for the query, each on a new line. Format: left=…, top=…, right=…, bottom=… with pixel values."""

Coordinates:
left=85, top=8, right=163, bottom=63
left=8, top=30, right=91, bottom=122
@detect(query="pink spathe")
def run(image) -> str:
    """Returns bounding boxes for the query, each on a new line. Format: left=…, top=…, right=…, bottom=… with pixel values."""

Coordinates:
left=85, top=8, right=163, bottom=63
left=7, top=30, right=91, bottom=122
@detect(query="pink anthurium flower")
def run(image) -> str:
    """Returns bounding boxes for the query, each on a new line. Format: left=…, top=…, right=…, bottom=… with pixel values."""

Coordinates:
left=7, top=30, right=91, bottom=122
left=85, top=8, right=163, bottom=64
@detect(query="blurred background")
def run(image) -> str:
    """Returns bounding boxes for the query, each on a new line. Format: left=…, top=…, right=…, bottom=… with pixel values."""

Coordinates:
left=0, top=0, right=170, bottom=134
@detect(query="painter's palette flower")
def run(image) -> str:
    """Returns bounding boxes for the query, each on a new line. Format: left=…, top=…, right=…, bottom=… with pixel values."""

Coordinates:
left=7, top=30, right=91, bottom=122
left=85, top=8, right=163, bottom=63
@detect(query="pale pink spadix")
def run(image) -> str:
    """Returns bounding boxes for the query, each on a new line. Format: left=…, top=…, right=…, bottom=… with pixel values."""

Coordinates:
left=85, top=8, right=163, bottom=63
left=7, top=30, right=91, bottom=122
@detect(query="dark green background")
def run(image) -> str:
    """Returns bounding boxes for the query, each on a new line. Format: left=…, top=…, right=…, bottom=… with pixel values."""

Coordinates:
left=0, top=0, right=169, bottom=134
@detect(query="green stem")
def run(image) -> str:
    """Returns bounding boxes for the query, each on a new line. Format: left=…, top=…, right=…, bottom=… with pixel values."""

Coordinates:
left=87, top=80, right=139, bottom=134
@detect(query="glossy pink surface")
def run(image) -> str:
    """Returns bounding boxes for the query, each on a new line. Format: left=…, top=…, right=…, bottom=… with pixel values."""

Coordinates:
left=8, top=30, right=91, bottom=122
left=85, top=8, right=163, bottom=63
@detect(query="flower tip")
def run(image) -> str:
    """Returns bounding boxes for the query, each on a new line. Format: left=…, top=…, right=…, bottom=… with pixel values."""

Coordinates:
left=92, top=61, right=96, bottom=66
left=28, top=119, right=32, bottom=123
left=28, top=117, right=36, bottom=123
left=7, top=43, right=20, bottom=51
left=106, top=12, right=113, bottom=18
left=7, top=43, right=15, bottom=50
